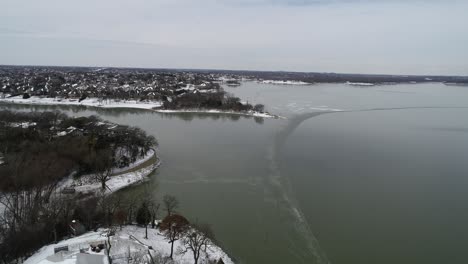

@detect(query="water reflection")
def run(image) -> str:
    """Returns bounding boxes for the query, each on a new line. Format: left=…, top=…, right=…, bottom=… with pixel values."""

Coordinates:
left=0, top=102, right=266, bottom=124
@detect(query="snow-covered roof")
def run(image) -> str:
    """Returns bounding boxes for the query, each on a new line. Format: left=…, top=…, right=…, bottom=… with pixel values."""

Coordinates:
left=76, top=253, right=108, bottom=264
left=25, top=232, right=108, bottom=264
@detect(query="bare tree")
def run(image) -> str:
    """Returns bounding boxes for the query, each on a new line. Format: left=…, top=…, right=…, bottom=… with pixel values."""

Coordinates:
left=163, top=195, right=179, bottom=216
left=114, top=209, right=127, bottom=230
left=136, top=201, right=151, bottom=239
left=106, top=227, right=116, bottom=264
left=159, top=214, right=189, bottom=259
left=123, top=194, right=140, bottom=225
left=135, top=187, right=160, bottom=238
left=100, top=194, right=123, bottom=227
left=125, top=246, right=149, bottom=264
left=183, top=223, right=214, bottom=264
left=150, top=202, right=160, bottom=229
left=93, top=148, right=114, bottom=191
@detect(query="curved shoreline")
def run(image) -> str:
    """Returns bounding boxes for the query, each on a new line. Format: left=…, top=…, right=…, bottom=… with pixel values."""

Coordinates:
left=0, top=96, right=281, bottom=119
left=59, top=148, right=161, bottom=196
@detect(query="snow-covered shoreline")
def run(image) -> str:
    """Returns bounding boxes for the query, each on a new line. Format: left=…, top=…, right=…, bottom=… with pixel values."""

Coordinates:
left=0, top=95, right=279, bottom=118
left=0, top=96, right=162, bottom=110
left=259, top=80, right=312, bottom=85
left=111, top=149, right=156, bottom=175
left=58, top=150, right=160, bottom=196
left=345, top=81, right=375, bottom=86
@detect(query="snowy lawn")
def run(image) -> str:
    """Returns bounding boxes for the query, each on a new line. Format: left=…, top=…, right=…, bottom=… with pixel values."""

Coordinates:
left=112, top=225, right=234, bottom=264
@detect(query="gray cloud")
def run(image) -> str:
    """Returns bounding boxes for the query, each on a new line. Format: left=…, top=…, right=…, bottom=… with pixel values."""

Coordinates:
left=1, top=0, right=467, bottom=75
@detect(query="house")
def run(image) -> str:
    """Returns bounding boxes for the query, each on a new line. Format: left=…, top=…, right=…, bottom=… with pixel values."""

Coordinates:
left=36, top=239, right=110, bottom=264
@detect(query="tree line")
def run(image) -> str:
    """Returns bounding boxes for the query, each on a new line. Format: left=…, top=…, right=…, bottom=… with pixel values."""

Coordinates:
left=162, top=90, right=265, bottom=113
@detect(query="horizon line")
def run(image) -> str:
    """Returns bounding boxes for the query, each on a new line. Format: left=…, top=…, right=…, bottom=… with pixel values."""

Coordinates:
left=1, top=63, right=467, bottom=78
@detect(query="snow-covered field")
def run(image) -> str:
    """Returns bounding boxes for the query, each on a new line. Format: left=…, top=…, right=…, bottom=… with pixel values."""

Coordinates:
left=24, top=225, right=234, bottom=264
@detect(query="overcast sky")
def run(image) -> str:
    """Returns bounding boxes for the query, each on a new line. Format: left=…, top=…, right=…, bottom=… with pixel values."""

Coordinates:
left=1, top=0, right=467, bottom=75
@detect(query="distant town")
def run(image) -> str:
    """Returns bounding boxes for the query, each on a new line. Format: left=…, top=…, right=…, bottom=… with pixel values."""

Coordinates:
left=0, top=65, right=265, bottom=114
left=1, top=66, right=467, bottom=106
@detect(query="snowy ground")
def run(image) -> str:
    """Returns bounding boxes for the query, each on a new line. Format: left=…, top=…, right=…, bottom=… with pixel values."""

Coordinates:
left=74, top=163, right=157, bottom=195
left=24, top=225, right=234, bottom=264
left=111, top=225, right=234, bottom=264
left=58, top=150, right=160, bottom=196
